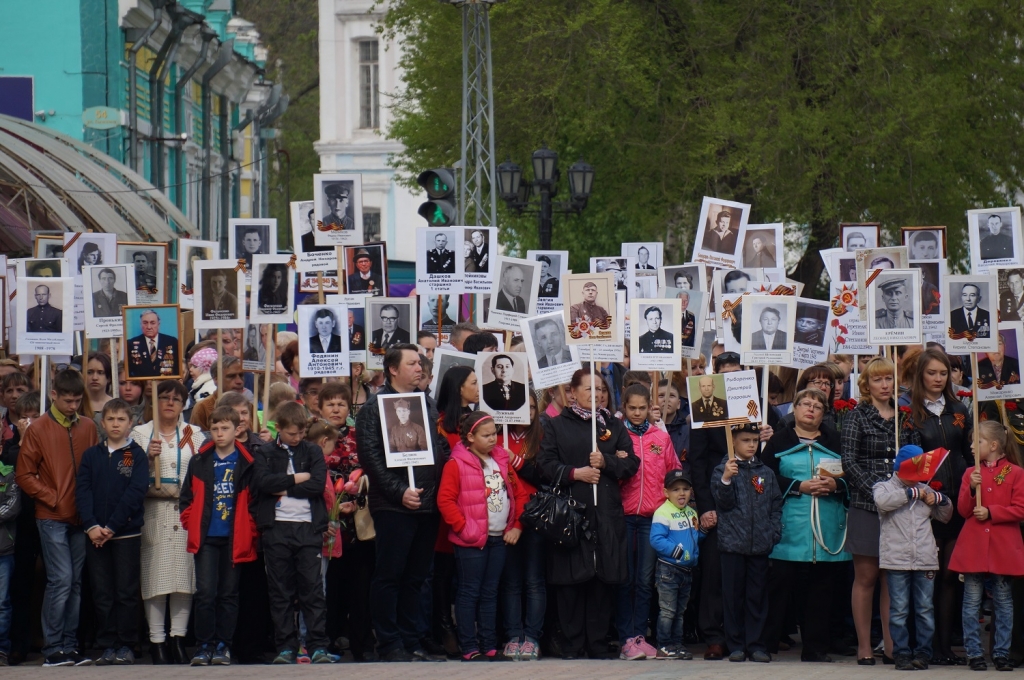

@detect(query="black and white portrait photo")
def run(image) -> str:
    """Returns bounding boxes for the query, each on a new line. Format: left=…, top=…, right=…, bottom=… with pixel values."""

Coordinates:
left=428, top=348, right=477, bottom=395
left=720, top=269, right=753, bottom=295
left=178, top=238, right=216, bottom=299
left=425, top=230, right=456, bottom=274
left=297, top=304, right=350, bottom=378
left=739, top=224, right=783, bottom=268
left=677, top=289, right=705, bottom=355
left=476, top=352, right=530, bottom=425
left=866, top=268, right=922, bottom=345
left=89, top=266, right=129, bottom=318
left=193, top=262, right=245, bottom=330
left=529, top=316, right=572, bottom=368
left=855, top=246, right=909, bottom=320
left=229, top=220, right=274, bottom=271
left=794, top=301, right=827, bottom=347
left=250, top=255, right=295, bottom=323
left=420, top=294, right=457, bottom=338
left=343, top=243, right=387, bottom=297
left=116, top=243, right=166, bottom=304
left=495, top=263, right=528, bottom=313
left=903, top=227, right=946, bottom=261
left=379, top=393, right=434, bottom=467
left=910, top=261, right=943, bottom=317
left=998, top=268, right=1024, bottom=322
left=630, top=299, right=682, bottom=371
left=35, top=237, right=64, bottom=260
left=23, top=259, right=64, bottom=279
left=637, top=305, right=674, bottom=354
left=15, top=276, right=73, bottom=354
left=695, top=200, right=745, bottom=261
left=741, top=295, right=797, bottom=364
left=840, top=224, right=880, bottom=253
left=291, top=199, right=337, bottom=275
left=978, top=213, right=1015, bottom=261
left=26, top=280, right=65, bottom=333
left=969, top=207, right=1023, bottom=274
left=366, top=298, right=416, bottom=368
left=535, top=254, right=561, bottom=297
left=488, top=257, right=540, bottom=331
left=312, top=174, right=363, bottom=247
left=464, top=228, right=490, bottom=272
left=945, top=274, right=998, bottom=353
left=64, top=232, right=116, bottom=278
left=660, top=264, right=703, bottom=294
left=751, top=305, right=788, bottom=350
left=622, top=243, right=663, bottom=272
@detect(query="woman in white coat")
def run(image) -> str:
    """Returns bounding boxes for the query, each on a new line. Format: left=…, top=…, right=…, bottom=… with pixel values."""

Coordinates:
left=130, top=380, right=205, bottom=665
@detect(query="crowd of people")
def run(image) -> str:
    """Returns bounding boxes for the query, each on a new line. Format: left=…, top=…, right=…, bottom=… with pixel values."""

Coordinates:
left=0, top=323, right=1021, bottom=670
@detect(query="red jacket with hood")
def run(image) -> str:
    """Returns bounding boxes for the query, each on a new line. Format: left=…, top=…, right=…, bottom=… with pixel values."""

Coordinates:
left=620, top=423, right=680, bottom=518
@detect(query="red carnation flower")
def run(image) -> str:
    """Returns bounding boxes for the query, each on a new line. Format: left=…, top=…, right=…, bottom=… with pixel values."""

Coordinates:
left=831, top=318, right=840, bottom=327
left=929, top=480, right=943, bottom=490
left=899, top=406, right=911, bottom=413
left=1007, top=402, right=1019, bottom=412
left=956, top=390, right=972, bottom=398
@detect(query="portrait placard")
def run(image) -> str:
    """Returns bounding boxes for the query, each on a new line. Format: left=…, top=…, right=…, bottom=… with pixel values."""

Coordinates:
left=687, top=370, right=762, bottom=429
left=910, top=259, right=947, bottom=345
left=622, top=242, right=663, bottom=275
left=902, top=226, right=947, bottom=261
left=122, top=304, right=183, bottom=380
left=17, top=258, right=68, bottom=279
left=116, top=243, right=167, bottom=305
left=341, top=242, right=387, bottom=297
left=825, top=278, right=878, bottom=356
left=84, top=264, right=136, bottom=338
left=177, top=239, right=218, bottom=309
left=866, top=268, right=922, bottom=345
left=659, top=263, right=707, bottom=295
left=520, top=312, right=581, bottom=390
left=488, top=256, right=540, bottom=332
left=737, top=223, right=783, bottom=269
left=996, top=266, right=1024, bottom=322
left=64, top=232, right=117, bottom=279
left=249, top=255, right=295, bottom=323
left=419, top=294, right=458, bottom=346
left=415, top=227, right=464, bottom=294
left=590, top=257, right=635, bottom=303
left=719, top=293, right=745, bottom=354
left=462, top=227, right=498, bottom=293
left=855, top=246, right=908, bottom=320
left=312, top=174, right=362, bottom=247
left=429, top=347, right=477, bottom=396
left=945, top=274, right=998, bottom=353
left=241, top=323, right=273, bottom=372
left=476, top=351, right=530, bottom=425
left=976, top=325, right=1024, bottom=401
left=630, top=299, right=681, bottom=371
left=292, top=199, right=337, bottom=275
left=325, top=293, right=371, bottom=364
left=792, top=298, right=831, bottom=369
left=692, top=196, right=750, bottom=268
left=297, top=304, right=351, bottom=378
left=526, top=249, right=569, bottom=314
left=193, top=261, right=246, bottom=330
left=228, top=219, right=276, bottom=286
left=675, top=288, right=708, bottom=360
left=840, top=223, right=880, bottom=252
left=563, top=273, right=619, bottom=345
left=16, top=276, right=74, bottom=355
left=33, top=234, right=64, bottom=260
left=968, top=207, right=1023, bottom=275
left=740, top=295, right=796, bottom=366
left=365, top=297, right=417, bottom=370
left=379, top=392, right=434, bottom=468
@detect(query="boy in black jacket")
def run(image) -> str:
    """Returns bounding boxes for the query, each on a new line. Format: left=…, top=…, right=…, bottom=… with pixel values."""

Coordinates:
left=711, top=423, right=782, bottom=663
left=75, top=399, right=149, bottom=665
left=179, top=406, right=258, bottom=666
left=252, top=402, right=334, bottom=664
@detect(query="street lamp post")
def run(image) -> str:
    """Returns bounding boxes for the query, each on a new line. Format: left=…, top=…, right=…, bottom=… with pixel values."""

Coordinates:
left=497, top=146, right=594, bottom=250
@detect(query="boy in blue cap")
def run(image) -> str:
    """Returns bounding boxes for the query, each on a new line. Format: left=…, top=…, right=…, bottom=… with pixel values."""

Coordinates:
left=872, top=444, right=953, bottom=671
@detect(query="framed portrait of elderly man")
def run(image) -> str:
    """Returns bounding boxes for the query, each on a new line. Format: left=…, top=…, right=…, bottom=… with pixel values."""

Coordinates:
left=340, top=242, right=387, bottom=297
left=122, top=304, right=183, bottom=380
left=968, top=207, right=1024, bottom=275
left=312, top=174, right=363, bottom=247
left=855, top=246, right=908, bottom=321
left=562, top=273, right=619, bottom=345
left=686, top=370, right=762, bottom=429
left=366, top=297, right=417, bottom=370
left=840, top=223, right=880, bottom=253
left=228, top=219, right=276, bottom=286
left=692, top=196, right=750, bottom=269
left=177, top=238, right=218, bottom=309
left=297, top=304, right=351, bottom=378
left=945, top=274, right=998, bottom=353
left=976, top=326, right=1024, bottom=401
left=116, top=243, right=167, bottom=305
left=630, top=299, right=681, bottom=371
left=866, top=268, right=922, bottom=345
left=738, top=223, right=784, bottom=269
left=16, top=276, right=74, bottom=355
left=192, top=261, right=246, bottom=330
left=249, top=255, right=295, bottom=323
left=379, top=392, right=434, bottom=468
left=520, top=311, right=581, bottom=389
left=740, top=295, right=797, bottom=366
left=476, top=351, right=530, bottom=425
left=488, top=256, right=540, bottom=332
left=83, top=264, right=136, bottom=338
left=901, top=226, right=947, bottom=261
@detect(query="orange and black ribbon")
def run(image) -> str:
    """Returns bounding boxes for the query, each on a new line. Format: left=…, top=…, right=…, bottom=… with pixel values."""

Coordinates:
left=947, top=327, right=978, bottom=341
left=746, top=400, right=759, bottom=417
left=234, top=259, right=248, bottom=274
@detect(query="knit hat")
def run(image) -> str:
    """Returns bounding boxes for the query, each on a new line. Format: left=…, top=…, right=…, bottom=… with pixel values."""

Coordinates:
left=190, top=347, right=218, bottom=374
left=895, top=445, right=950, bottom=483
left=893, top=445, right=923, bottom=472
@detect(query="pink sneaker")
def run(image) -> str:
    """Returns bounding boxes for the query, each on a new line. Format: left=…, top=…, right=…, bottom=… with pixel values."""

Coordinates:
left=619, top=637, right=646, bottom=660
left=634, top=636, right=657, bottom=659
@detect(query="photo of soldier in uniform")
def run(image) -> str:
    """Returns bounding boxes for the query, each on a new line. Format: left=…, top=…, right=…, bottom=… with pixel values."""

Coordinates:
left=688, top=375, right=728, bottom=424
left=344, top=244, right=387, bottom=296
left=637, top=305, right=674, bottom=354
left=910, top=262, right=943, bottom=317
left=978, top=213, right=1015, bottom=261
left=867, top=269, right=922, bottom=345
left=231, top=223, right=271, bottom=270
left=123, top=306, right=182, bottom=380
left=701, top=206, right=742, bottom=255
left=200, top=269, right=240, bottom=323
left=117, top=243, right=166, bottom=302
left=977, top=330, right=1020, bottom=390
left=426, top=232, right=456, bottom=274
left=679, top=291, right=697, bottom=348
left=794, top=302, right=828, bottom=347
left=379, top=393, right=434, bottom=467
left=349, top=308, right=365, bottom=351
left=321, top=182, right=355, bottom=231
left=563, top=273, right=619, bottom=345
left=26, top=282, right=63, bottom=333
left=536, top=255, right=560, bottom=297
left=999, top=268, right=1024, bottom=322
left=874, top=277, right=915, bottom=330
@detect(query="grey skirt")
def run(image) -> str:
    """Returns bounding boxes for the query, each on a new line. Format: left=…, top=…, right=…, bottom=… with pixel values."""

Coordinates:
left=844, top=507, right=880, bottom=557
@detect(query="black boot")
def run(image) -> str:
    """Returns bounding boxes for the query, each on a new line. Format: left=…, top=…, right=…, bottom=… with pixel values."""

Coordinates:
left=170, top=637, right=189, bottom=665
left=150, top=642, right=170, bottom=665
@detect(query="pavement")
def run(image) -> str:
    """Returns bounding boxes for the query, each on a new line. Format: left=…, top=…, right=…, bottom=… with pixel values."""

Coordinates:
left=3, top=647, right=974, bottom=678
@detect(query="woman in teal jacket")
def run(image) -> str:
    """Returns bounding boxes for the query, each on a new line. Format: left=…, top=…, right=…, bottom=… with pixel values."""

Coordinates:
left=760, top=389, right=850, bottom=662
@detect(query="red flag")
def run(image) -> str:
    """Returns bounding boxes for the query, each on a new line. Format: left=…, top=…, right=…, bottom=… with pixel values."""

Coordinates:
left=896, top=447, right=950, bottom=484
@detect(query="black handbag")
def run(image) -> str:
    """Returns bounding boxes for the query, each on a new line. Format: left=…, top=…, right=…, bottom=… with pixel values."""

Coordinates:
left=520, top=469, right=591, bottom=548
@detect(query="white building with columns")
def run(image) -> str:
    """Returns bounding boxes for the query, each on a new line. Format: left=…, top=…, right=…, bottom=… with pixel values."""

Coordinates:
left=315, top=0, right=421, bottom=267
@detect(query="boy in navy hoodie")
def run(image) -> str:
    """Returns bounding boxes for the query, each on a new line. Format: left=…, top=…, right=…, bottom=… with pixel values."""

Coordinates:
left=180, top=406, right=257, bottom=666
left=75, top=398, right=149, bottom=665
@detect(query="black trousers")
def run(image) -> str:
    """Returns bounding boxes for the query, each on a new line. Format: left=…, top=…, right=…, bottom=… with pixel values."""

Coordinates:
left=333, top=538, right=376, bottom=657
left=232, top=552, right=274, bottom=662
left=721, top=552, right=769, bottom=655
left=86, top=535, right=141, bottom=649
left=556, top=578, right=613, bottom=656
left=369, top=511, right=438, bottom=654
left=193, top=536, right=241, bottom=646
left=763, top=559, right=844, bottom=657
left=697, top=526, right=725, bottom=645
left=10, top=499, right=40, bottom=658
left=263, top=522, right=328, bottom=652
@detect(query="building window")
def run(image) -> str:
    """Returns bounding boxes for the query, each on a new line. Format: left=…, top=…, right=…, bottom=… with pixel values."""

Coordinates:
left=363, top=209, right=381, bottom=243
left=359, top=40, right=379, bottom=129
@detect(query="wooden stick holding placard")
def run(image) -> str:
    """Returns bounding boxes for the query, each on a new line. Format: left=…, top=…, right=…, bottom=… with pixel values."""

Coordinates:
left=503, top=423, right=509, bottom=451
left=151, top=380, right=161, bottom=490
left=761, top=366, right=770, bottom=427
left=590, top=346, right=598, bottom=505
left=726, top=424, right=736, bottom=460
left=893, top=346, right=899, bottom=453
left=216, top=329, right=224, bottom=396
left=262, top=325, right=274, bottom=430
left=111, top=338, right=119, bottom=399
left=437, top=297, right=444, bottom=347
left=317, top=272, right=325, bottom=305
left=971, top=352, right=982, bottom=508
left=38, top=356, right=47, bottom=416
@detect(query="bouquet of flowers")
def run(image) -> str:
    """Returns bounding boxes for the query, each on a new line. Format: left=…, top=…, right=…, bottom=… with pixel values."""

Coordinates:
left=326, top=468, right=365, bottom=559
left=833, top=398, right=857, bottom=432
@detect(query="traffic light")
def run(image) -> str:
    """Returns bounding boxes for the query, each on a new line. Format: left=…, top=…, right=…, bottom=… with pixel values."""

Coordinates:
left=417, top=168, right=457, bottom=226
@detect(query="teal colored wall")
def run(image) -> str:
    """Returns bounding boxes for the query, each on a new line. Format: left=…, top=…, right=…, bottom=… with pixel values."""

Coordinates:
left=0, top=0, right=85, bottom=139
left=80, top=0, right=123, bottom=156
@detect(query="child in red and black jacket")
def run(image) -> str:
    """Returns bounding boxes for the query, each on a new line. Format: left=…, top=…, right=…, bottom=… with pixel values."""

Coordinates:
left=179, top=406, right=257, bottom=666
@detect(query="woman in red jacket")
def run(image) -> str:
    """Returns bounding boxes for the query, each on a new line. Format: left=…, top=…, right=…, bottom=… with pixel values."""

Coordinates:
left=950, top=421, right=1024, bottom=671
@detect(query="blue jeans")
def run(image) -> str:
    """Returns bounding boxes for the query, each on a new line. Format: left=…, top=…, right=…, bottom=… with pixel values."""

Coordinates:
left=886, top=569, right=935, bottom=659
left=500, top=528, right=546, bottom=643
left=655, top=561, right=692, bottom=649
left=0, top=554, right=13, bottom=654
left=453, top=536, right=506, bottom=654
left=616, top=514, right=656, bottom=643
left=963, top=573, right=1013, bottom=659
left=37, top=519, right=87, bottom=656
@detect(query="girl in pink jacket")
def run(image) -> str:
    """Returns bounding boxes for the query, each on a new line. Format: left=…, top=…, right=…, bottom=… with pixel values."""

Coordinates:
left=616, top=384, right=681, bottom=660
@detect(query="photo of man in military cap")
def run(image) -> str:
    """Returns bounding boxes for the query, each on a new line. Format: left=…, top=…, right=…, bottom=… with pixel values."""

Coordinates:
left=132, top=251, right=158, bottom=291
left=875, top=276, right=915, bottom=329
left=536, top=254, right=560, bottom=298
left=384, top=397, right=429, bottom=453
left=638, top=305, right=674, bottom=354
left=322, top=182, right=355, bottom=230
left=346, top=247, right=385, bottom=296
left=794, top=302, right=828, bottom=347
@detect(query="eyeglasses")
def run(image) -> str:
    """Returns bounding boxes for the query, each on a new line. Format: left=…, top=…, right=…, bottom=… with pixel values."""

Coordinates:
left=157, top=396, right=184, bottom=405
left=808, top=378, right=832, bottom=388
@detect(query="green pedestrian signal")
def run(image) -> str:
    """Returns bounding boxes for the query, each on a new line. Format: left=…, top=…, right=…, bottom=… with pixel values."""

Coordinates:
left=417, top=168, right=457, bottom=226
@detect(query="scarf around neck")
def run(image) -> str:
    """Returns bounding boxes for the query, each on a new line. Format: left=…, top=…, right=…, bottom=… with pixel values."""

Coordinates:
left=624, top=419, right=651, bottom=436
left=570, top=401, right=609, bottom=430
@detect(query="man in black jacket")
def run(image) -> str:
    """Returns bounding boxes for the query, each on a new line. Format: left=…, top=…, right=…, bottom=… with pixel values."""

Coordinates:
left=355, top=344, right=450, bottom=662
